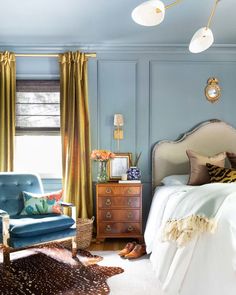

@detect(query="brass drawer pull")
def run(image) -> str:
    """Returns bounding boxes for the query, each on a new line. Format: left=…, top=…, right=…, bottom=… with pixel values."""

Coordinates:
left=127, top=225, right=133, bottom=232
left=105, top=225, right=112, bottom=232
left=127, top=188, right=133, bottom=194
left=127, top=198, right=132, bottom=206
left=105, top=198, right=112, bottom=206
left=105, top=188, right=112, bottom=194
left=106, top=211, right=112, bottom=219
left=127, top=212, right=133, bottom=219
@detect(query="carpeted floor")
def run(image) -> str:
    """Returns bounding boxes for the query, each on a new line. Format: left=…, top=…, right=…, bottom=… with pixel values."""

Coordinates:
left=0, top=244, right=123, bottom=295
left=92, top=251, right=163, bottom=295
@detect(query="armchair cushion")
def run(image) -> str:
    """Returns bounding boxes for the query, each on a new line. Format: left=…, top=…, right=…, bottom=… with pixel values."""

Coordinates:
left=0, top=214, right=75, bottom=238
left=7, top=228, right=76, bottom=249
left=20, top=190, right=63, bottom=215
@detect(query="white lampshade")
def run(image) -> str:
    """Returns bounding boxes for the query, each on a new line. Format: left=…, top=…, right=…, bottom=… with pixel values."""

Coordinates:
left=189, top=27, right=214, bottom=54
left=131, top=0, right=165, bottom=26
left=114, top=114, right=124, bottom=126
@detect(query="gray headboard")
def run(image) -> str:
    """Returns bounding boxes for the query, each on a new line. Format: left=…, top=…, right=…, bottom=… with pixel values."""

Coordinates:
left=152, top=119, right=236, bottom=188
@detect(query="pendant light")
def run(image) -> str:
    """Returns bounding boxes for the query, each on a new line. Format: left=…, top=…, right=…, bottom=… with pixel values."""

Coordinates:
left=131, top=0, right=221, bottom=54
left=131, top=0, right=165, bottom=26
left=189, top=0, right=220, bottom=53
left=189, top=27, right=214, bottom=53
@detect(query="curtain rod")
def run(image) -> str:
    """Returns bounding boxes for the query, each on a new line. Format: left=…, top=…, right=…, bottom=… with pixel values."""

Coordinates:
left=15, top=53, right=96, bottom=58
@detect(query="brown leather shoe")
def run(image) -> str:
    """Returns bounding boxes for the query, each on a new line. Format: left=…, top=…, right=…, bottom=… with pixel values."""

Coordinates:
left=124, top=244, right=146, bottom=259
left=118, top=241, right=137, bottom=257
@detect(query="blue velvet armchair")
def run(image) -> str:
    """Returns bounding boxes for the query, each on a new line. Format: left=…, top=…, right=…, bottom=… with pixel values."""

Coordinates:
left=0, top=173, right=77, bottom=265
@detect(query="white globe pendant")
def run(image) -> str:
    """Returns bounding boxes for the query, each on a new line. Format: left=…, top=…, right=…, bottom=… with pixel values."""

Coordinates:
left=189, top=27, right=214, bottom=53
left=131, top=0, right=165, bottom=26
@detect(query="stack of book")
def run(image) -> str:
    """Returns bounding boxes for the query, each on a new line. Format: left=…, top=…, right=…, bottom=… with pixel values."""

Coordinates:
left=118, top=180, right=141, bottom=183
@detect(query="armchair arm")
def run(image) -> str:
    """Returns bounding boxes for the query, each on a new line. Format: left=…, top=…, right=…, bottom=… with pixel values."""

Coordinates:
left=60, top=202, right=77, bottom=228
left=0, top=209, right=10, bottom=246
left=0, top=209, right=8, bottom=216
left=60, top=202, right=74, bottom=207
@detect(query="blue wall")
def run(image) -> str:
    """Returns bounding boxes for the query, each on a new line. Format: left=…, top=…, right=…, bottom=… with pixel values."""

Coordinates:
left=10, top=45, right=236, bottom=223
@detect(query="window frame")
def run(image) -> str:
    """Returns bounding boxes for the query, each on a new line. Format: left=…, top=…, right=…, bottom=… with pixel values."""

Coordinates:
left=15, top=80, right=62, bottom=179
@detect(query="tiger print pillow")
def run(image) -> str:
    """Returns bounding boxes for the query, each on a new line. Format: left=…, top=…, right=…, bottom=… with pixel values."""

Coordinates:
left=206, top=163, right=236, bottom=183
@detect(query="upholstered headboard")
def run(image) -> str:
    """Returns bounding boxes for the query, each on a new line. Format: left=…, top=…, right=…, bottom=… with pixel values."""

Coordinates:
left=152, top=120, right=236, bottom=188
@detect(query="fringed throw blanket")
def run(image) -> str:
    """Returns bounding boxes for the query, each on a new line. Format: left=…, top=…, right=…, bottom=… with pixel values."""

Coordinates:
left=163, top=214, right=217, bottom=246
left=162, top=183, right=236, bottom=246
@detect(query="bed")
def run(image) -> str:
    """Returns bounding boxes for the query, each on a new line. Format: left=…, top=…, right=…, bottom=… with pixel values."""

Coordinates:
left=144, top=119, right=236, bottom=295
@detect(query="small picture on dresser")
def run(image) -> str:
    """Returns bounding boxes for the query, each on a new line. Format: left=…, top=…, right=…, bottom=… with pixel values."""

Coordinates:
left=108, top=153, right=132, bottom=180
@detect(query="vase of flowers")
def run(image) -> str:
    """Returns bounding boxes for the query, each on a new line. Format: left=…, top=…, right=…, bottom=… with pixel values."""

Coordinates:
left=91, top=150, right=115, bottom=183
left=127, top=152, right=142, bottom=181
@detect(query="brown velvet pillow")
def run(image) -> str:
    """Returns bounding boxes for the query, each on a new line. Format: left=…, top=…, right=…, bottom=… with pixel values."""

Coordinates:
left=186, top=150, right=226, bottom=185
left=226, top=152, right=236, bottom=169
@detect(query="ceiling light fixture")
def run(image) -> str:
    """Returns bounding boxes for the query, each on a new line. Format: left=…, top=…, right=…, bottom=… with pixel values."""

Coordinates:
left=189, top=0, right=219, bottom=53
left=131, top=0, right=220, bottom=54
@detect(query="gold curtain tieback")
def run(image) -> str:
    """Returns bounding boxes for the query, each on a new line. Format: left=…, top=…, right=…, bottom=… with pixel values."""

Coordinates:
left=0, top=51, right=15, bottom=66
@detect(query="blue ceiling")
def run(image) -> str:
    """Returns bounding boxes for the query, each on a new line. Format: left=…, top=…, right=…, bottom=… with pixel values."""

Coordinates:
left=0, top=0, right=235, bottom=46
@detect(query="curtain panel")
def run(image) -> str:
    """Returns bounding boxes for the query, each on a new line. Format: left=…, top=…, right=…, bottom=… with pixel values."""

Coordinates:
left=59, top=51, right=93, bottom=218
left=0, top=51, right=16, bottom=171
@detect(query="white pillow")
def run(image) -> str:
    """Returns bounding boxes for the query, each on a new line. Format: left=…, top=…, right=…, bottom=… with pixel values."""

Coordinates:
left=161, top=175, right=189, bottom=186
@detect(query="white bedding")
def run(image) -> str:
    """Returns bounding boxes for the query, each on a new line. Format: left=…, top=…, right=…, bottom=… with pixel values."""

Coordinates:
left=144, top=183, right=236, bottom=295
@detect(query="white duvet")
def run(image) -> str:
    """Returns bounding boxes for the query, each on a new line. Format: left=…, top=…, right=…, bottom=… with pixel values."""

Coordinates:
left=144, top=183, right=236, bottom=295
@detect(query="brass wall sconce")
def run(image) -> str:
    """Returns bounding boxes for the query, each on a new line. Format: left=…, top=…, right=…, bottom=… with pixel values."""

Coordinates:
left=114, top=114, right=124, bottom=151
left=205, top=77, right=221, bottom=103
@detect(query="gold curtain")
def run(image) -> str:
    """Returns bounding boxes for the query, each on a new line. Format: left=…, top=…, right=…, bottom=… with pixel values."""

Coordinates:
left=59, top=51, right=93, bottom=218
left=0, top=52, right=16, bottom=171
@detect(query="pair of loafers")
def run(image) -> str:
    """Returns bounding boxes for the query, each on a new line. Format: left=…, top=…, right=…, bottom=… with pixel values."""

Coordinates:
left=118, top=241, right=146, bottom=259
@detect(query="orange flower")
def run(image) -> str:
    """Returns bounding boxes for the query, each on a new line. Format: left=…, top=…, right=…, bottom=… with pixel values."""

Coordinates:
left=91, top=150, right=115, bottom=161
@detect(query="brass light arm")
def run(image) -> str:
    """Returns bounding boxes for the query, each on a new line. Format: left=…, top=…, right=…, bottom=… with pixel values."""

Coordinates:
left=155, top=0, right=183, bottom=14
left=159, top=0, right=220, bottom=29
left=206, top=0, right=220, bottom=29
left=165, top=0, right=183, bottom=10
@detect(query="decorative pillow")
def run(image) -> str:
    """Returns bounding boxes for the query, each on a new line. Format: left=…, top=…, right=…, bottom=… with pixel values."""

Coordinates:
left=206, top=163, right=236, bottom=183
left=226, top=152, right=236, bottom=169
left=20, top=190, right=63, bottom=215
left=186, top=150, right=226, bottom=185
left=161, top=175, right=189, bottom=186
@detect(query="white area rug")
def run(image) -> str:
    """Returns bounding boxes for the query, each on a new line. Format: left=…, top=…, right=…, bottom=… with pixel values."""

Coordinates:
left=92, top=251, right=163, bottom=295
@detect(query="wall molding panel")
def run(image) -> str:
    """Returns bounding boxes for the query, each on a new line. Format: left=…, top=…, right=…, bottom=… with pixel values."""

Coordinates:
left=96, top=60, right=138, bottom=153
left=10, top=43, right=236, bottom=222
left=2, top=43, right=236, bottom=55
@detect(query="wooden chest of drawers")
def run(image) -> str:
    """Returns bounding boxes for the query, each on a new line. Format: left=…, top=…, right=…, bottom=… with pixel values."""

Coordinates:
left=96, top=183, right=143, bottom=242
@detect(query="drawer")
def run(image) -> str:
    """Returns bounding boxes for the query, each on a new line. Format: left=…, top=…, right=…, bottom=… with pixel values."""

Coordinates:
left=98, top=196, right=140, bottom=208
left=120, top=186, right=141, bottom=196
left=97, top=185, right=141, bottom=197
left=98, top=209, right=140, bottom=222
left=97, top=186, right=119, bottom=196
left=98, top=222, right=141, bottom=235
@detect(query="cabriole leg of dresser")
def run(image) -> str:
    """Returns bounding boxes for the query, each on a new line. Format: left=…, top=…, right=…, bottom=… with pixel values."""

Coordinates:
left=138, top=236, right=144, bottom=244
left=96, top=238, right=105, bottom=244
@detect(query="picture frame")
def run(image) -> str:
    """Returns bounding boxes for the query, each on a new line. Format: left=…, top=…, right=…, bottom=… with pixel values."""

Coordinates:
left=108, top=153, right=132, bottom=181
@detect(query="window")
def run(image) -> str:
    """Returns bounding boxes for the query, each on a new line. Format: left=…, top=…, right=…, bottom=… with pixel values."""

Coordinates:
left=14, top=80, right=62, bottom=178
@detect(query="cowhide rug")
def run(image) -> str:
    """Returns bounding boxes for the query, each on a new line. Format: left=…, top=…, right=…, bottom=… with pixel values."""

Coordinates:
left=0, top=243, right=124, bottom=295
